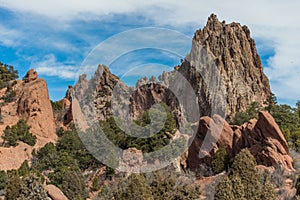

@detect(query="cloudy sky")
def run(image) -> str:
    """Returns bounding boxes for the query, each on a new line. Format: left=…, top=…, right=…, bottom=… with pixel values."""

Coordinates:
left=0, top=0, right=299, bottom=105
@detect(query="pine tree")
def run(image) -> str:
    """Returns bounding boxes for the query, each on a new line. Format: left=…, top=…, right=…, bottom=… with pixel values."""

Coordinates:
left=5, top=175, right=22, bottom=200
left=0, top=171, right=8, bottom=190
left=211, top=145, right=230, bottom=174
left=115, top=174, right=153, bottom=200
left=231, top=149, right=261, bottom=200
left=18, top=160, right=30, bottom=177
left=260, top=172, right=276, bottom=200
left=231, top=175, right=246, bottom=200
left=214, top=176, right=234, bottom=200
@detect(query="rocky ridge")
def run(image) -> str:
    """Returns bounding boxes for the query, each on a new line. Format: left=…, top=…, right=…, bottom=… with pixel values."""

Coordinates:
left=66, top=14, right=288, bottom=172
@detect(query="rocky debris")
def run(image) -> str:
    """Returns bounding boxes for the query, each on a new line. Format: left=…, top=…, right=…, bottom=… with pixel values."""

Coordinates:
left=24, top=69, right=38, bottom=83
left=44, top=185, right=68, bottom=200
left=118, top=148, right=146, bottom=173
left=187, top=111, right=293, bottom=172
left=0, top=69, right=57, bottom=170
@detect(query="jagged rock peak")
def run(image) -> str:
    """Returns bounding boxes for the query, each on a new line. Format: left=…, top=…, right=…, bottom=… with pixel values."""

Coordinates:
left=24, top=69, right=38, bottom=83
left=190, top=14, right=271, bottom=119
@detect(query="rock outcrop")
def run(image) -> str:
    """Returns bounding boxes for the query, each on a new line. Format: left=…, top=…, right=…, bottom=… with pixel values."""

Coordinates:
left=44, top=184, right=68, bottom=200
left=118, top=14, right=271, bottom=121
left=187, top=111, right=293, bottom=172
left=16, top=70, right=57, bottom=147
left=184, top=14, right=271, bottom=119
left=0, top=69, right=57, bottom=170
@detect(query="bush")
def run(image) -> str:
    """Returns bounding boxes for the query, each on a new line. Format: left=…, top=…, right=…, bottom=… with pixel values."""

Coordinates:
left=211, top=145, right=230, bottom=174
left=231, top=102, right=262, bottom=125
left=0, top=171, right=8, bottom=190
left=5, top=175, right=22, bottom=200
left=215, top=149, right=276, bottom=200
left=18, top=160, right=30, bottom=177
left=91, top=177, right=100, bottom=192
left=214, top=176, right=234, bottom=200
left=32, top=142, right=58, bottom=171
left=49, top=167, right=88, bottom=200
left=102, top=168, right=201, bottom=200
left=1, top=90, right=16, bottom=103
left=51, top=100, right=63, bottom=111
left=1, top=119, right=36, bottom=147
left=101, top=103, right=177, bottom=153
left=18, top=174, right=49, bottom=200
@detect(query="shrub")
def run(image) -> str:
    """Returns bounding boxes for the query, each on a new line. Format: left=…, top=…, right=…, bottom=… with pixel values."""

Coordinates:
left=0, top=171, right=8, bottom=190
left=1, top=119, right=36, bottom=147
left=5, top=175, right=22, bottom=200
left=214, top=176, right=234, bottom=200
left=211, top=145, right=230, bottom=174
left=18, top=160, right=30, bottom=177
left=51, top=100, right=63, bottom=111
left=1, top=90, right=16, bottom=103
left=18, top=174, right=49, bottom=200
left=101, top=103, right=177, bottom=153
left=231, top=149, right=261, bottom=199
left=91, top=177, right=100, bottom=192
left=231, top=102, right=262, bottom=125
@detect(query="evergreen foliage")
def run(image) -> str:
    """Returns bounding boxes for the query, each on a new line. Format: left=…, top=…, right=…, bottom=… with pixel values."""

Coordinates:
left=211, top=145, right=230, bottom=174
left=214, top=149, right=277, bottom=200
left=0, top=63, right=18, bottom=89
left=1, top=119, right=36, bottom=147
left=0, top=171, right=8, bottom=190
left=5, top=175, right=22, bottom=200
left=100, top=103, right=177, bottom=153
left=101, top=168, right=201, bottom=200
left=214, top=176, right=234, bottom=200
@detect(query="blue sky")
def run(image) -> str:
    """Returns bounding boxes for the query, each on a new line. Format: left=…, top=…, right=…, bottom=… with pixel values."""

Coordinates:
left=0, top=0, right=299, bottom=106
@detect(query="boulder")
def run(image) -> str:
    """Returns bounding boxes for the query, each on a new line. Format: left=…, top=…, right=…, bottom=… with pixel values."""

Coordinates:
left=187, top=111, right=293, bottom=172
left=24, top=69, right=38, bottom=83
left=44, top=185, right=68, bottom=200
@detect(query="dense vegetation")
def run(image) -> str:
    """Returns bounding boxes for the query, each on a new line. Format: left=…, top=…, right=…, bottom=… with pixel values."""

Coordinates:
left=211, top=145, right=230, bottom=174
left=100, top=168, right=201, bottom=200
left=214, top=149, right=276, bottom=200
left=101, top=103, right=177, bottom=153
left=0, top=63, right=18, bottom=104
left=31, top=129, right=102, bottom=199
left=1, top=119, right=37, bottom=147
left=0, top=62, right=18, bottom=89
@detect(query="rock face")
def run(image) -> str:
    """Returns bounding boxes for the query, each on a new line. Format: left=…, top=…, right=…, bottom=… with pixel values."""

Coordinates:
left=187, top=111, right=293, bottom=172
left=120, top=14, right=271, bottom=121
left=16, top=70, right=57, bottom=147
left=68, top=14, right=284, bottom=172
left=0, top=69, right=57, bottom=170
left=72, top=65, right=124, bottom=121
left=185, top=14, right=271, bottom=119
left=23, top=69, right=38, bottom=83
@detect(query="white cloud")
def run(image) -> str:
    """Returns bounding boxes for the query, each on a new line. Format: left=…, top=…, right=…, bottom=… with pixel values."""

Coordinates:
left=1, top=0, right=300, bottom=103
left=0, top=25, right=20, bottom=47
left=32, top=54, right=77, bottom=79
